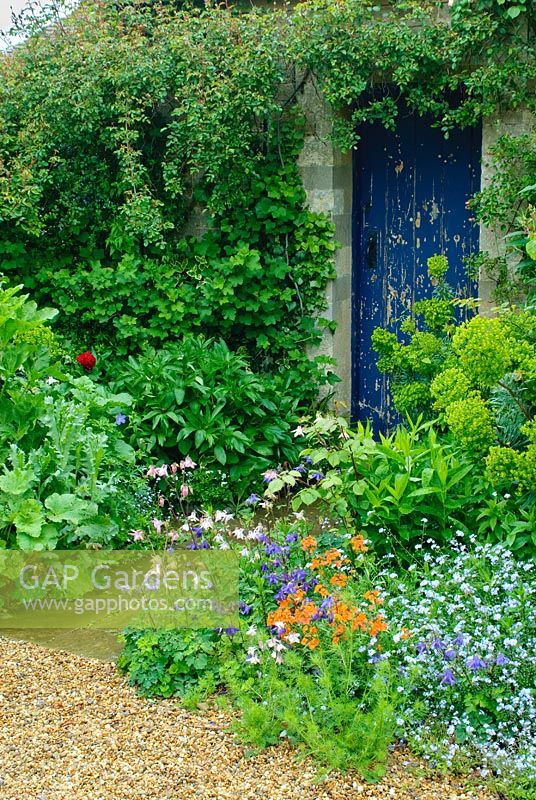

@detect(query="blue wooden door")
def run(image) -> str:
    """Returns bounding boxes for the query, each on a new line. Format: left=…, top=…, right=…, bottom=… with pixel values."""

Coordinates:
left=352, top=105, right=481, bottom=426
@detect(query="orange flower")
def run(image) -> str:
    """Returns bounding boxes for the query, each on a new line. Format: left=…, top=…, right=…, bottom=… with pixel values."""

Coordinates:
left=301, top=624, right=320, bottom=650
left=311, top=548, right=348, bottom=570
left=314, top=584, right=330, bottom=597
left=295, top=602, right=317, bottom=625
left=350, top=534, right=368, bottom=553
left=333, top=601, right=355, bottom=623
left=301, top=536, right=318, bottom=552
left=369, top=616, right=388, bottom=637
left=401, top=627, right=412, bottom=640
left=330, top=573, right=348, bottom=588
left=351, top=612, right=368, bottom=631
left=364, top=590, right=383, bottom=606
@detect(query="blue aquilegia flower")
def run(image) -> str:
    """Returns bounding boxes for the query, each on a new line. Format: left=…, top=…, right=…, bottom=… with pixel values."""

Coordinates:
left=466, top=654, right=487, bottom=671
left=262, top=469, right=279, bottom=483
left=440, top=669, right=456, bottom=687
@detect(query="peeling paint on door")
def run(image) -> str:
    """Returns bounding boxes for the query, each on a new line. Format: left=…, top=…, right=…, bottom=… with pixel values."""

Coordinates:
left=352, top=102, right=481, bottom=428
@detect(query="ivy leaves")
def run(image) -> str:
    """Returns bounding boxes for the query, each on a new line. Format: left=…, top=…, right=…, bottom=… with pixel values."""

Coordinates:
left=294, top=0, right=536, bottom=145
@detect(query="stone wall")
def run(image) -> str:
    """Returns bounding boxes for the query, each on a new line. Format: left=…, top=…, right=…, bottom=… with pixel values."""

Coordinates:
left=479, top=108, right=534, bottom=313
left=298, top=81, right=353, bottom=412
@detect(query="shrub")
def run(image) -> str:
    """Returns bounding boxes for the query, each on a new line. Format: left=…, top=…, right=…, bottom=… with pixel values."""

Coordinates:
left=0, top=4, right=338, bottom=412
left=372, top=256, right=535, bottom=502
left=111, top=335, right=304, bottom=492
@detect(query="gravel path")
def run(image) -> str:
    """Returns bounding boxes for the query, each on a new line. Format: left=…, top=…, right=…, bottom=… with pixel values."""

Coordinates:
left=0, top=637, right=494, bottom=800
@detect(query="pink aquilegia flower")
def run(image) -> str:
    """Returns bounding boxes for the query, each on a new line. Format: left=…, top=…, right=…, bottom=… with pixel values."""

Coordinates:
left=152, top=518, right=164, bottom=534
left=180, top=484, right=189, bottom=498
left=180, top=456, right=197, bottom=470
left=147, top=465, right=169, bottom=479
left=128, top=530, right=145, bottom=542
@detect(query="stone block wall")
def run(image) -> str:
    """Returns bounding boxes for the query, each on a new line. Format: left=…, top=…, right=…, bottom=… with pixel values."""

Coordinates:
left=298, top=81, right=353, bottom=412
left=479, top=108, right=534, bottom=313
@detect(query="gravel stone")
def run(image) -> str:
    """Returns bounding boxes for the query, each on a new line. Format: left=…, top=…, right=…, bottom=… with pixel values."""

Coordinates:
left=0, top=637, right=496, bottom=800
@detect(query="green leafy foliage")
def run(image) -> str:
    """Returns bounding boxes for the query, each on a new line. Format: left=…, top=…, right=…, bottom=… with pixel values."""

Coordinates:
left=232, top=654, right=396, bottom=779
left=110, top=335, right=304, bottom=490
left=1, top=0, right=535, bottom=395
left=118, top=627, right=226, bottom=698
left=0, top=3, right=337, bottom=408
left=471, top=130, right=536, bottom=303
left=372, top=256, right=535, bottom=509
left=293, top=0, right=536, bottom=147
left=268, top=413, right=536, bottom=556
left=0, top=279, right=142, bottom=549
left=273, top=416, right=480, bottom=554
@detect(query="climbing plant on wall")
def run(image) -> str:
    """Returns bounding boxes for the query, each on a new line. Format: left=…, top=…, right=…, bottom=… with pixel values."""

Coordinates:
left=0, top=0, right=340, bottom=400
left=0, top=0, right=535, bottom=382
left=293, top=0, right=536, bottom=142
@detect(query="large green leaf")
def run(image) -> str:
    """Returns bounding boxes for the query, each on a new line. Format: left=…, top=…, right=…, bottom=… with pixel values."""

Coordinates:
left=213, top=445, right=227, bottom=465
left=0, top=467, right=36, bottom=496
left=17, top=523, right=58, bottom=552
left=113, top=439, right=136, bottom=463
left=44, top=493, right=95, bottom=524
left=526, top=238, right=536, bottom=261
left=11, top=498, right=44, bottom=537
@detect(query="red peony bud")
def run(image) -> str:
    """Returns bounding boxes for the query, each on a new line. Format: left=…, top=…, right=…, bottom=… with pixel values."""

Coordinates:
left=76, top=351, right=96, bottom=371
